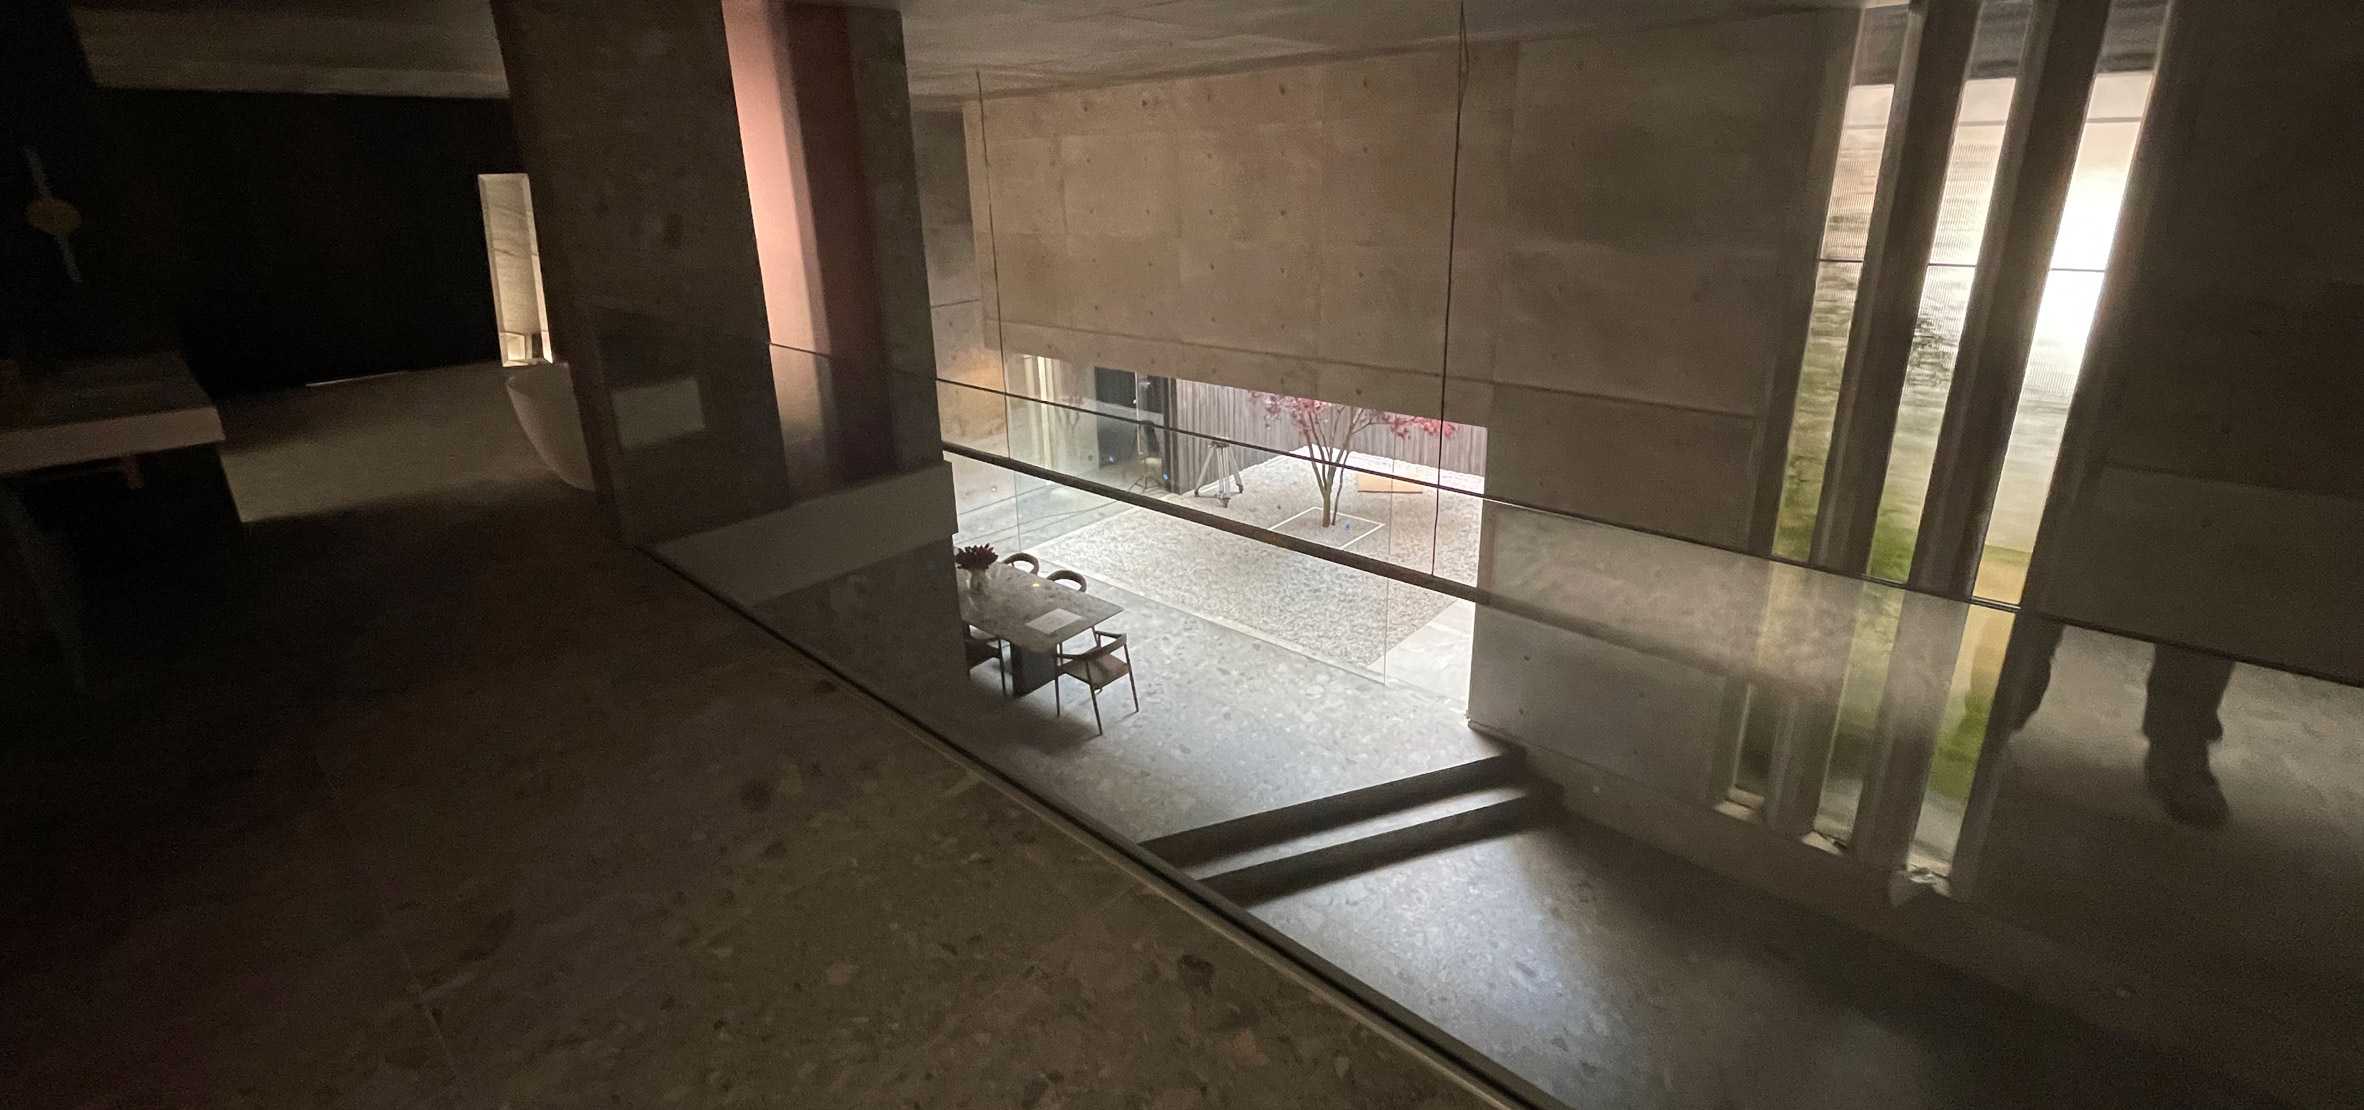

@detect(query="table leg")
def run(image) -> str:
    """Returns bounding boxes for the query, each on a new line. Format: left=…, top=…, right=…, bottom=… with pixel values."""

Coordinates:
left=1007, top=646, right=1059, bottom=697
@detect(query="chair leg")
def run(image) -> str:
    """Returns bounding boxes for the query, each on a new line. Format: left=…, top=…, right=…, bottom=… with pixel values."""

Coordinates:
left=1124, top=644, right=1139, bottom=710
left=1053, top=673, right=1062, bottom=717
left=1088, top=684, right=1103, bottom=737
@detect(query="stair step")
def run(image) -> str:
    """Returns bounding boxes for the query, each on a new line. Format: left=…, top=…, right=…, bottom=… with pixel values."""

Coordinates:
left=1182, top=783, right=1536, bottom=879
left=1141, top=754, right=1526, bottom=869
left=1197, top=790, right=1551, bottom=906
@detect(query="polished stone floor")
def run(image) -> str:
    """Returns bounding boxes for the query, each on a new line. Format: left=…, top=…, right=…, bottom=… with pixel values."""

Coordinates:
left=1972, top=624, right=2364, bottom=1059
left=951, top=569, right=1498, bottom=841
left=953, top=450, right=1482, bottom=669
left=1038, top=502, right=1451, bottom=668
left=942, top=463, right=1499, bottom=840
left=859, top=458, right=2296, bottom=1109
left=0, top=365, right=1505, bottom=1109
left=1254, top=818, right=2278, bottom=1110
left=14, top=365, right=2319, bottom=1109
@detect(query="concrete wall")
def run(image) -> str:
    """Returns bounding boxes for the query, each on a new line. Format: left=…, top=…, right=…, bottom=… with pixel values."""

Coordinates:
left=492, top=0, right=785, bottom=541
left=916, top=109, right=995, bottom=390
left=966, top=47, right=1463, bottom=420
left=2025, top=0, right=2364, bottom=682
left=964, top=9, right=1856, bottom=548
left=955, top=10, right=1860, bottom=811
left=1461, top=11, right=1855, bottom=838
left=1470, top=13, right=1855, bottom=548
left=493, top=0, right=939, bottom=544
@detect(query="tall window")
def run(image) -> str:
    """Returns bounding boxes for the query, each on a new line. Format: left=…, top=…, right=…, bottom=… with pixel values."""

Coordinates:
left=1774, top=69, right=2155, bottom=601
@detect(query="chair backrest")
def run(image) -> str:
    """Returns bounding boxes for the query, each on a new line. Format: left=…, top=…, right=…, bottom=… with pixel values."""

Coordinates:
left=1047, top=569, right=1086, bottom=592
left=1003, top=552, right=1040, bottom=573
left=1064, top=632, right=1127, bottom=677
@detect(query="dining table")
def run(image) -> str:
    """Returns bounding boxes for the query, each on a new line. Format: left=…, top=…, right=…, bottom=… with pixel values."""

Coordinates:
left=957, top=561, right=1125, bottom=696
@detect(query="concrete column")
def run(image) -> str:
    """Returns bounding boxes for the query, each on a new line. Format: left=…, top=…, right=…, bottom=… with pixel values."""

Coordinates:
left=2019, top=0, right=2364, bottom=680
left=723, top=1, right=939, bottom=489
left=491, top=0, right=937, bottom=544
left=1467, top=11, right=1860, bottom=816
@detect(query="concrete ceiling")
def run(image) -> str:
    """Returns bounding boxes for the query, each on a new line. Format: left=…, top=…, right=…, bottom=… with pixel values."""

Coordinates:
left=67, top=0, right=1882, bottom=100
left=70, top=0, right=506, bottom=97
left=891, top=0, right=1874, bottom=101
left=64, top=0, right=2157, bottom=105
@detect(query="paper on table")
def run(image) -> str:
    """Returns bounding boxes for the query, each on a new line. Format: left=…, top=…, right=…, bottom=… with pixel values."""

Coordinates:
left=1027, top=608, right=1080, bottom=633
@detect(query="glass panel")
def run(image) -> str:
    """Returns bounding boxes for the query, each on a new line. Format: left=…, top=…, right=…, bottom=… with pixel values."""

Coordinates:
left=1974, top=89, right=2153, bottom=602
left=1975, top=268, right=2099, bottom=601
left=1918, top=602, right=2015, bottom=859
left=1926, top=79, right=2015, bottom=266
left=476, top=173, right=554, bottom=365
left=638, top=1, right=2344, bottom=1104
left=2052, top=115, right=2144, bottom=270
left=1769, top=60, right=1904, bottom=561
left=945, top=379, right=1469, bottom=585
left=1869, top=263, right=1976, bottom=580
left=1820, top=86, right=1895, bottom=263
left=1780, top=4, right=2025, bottom=576
left=2083, top=68, right=2155, bottom=120
left=1774, top=261, right=1863, bottom=560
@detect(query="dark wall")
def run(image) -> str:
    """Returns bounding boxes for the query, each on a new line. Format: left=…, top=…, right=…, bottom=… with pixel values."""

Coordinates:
left=70, top=91, right=522, bottom=396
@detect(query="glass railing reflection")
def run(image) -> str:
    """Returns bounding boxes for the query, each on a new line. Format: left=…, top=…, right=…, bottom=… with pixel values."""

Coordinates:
left=652, top=403, right=2364, bottom=1102
left=932, top=372, right=2364, bottom=894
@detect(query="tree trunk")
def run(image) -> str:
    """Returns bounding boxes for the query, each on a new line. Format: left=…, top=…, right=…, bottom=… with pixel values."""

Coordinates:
left=1312, top=456, right=1343, bottom=527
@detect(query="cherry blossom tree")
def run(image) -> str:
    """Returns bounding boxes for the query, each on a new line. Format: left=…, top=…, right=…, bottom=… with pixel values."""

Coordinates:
left=1250, top=393, right=1455, bottom=527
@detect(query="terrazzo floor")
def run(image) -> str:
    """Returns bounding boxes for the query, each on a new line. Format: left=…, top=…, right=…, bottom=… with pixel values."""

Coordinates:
left=15, top=365, right=2300, bottom=1109
left=0, top=365, right=1508, bottom=1109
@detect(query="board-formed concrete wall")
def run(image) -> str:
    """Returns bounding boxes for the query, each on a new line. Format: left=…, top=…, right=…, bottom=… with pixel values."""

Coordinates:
left=962, top=9, right=1857, bottom=548
left=495, top=0, right=940, bottom=544
left=2025, top=0, right=2364, bottom=682
left=953, top=11, right=1858, bottom=805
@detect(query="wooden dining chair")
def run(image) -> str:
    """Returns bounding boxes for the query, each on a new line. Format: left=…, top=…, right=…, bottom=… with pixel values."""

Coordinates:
left=1053, top=630, right=1136, bottom=736
left=964, top=627, right=1007, bottom=696
left=1037, top=570, right=1090, bottom=650
left=1003, top=552, right=1040, bottom=574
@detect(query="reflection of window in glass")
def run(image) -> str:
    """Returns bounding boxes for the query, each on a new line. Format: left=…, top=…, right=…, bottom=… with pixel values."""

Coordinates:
left=1975, top=74, right=2151, bottom=602
left=1774, top=262, right=1863, bottom=559
left=1002, top=354, right=1100, bottom=476
left=1869, top=263, right=1978, bottom=580
left=477, top=173, right=556, bottom=366
left=1777, top=65, right=2153, bottom=594
left=977, top=360, right=1488, bottom=586
left=1859, top=76, right=2017, bottom=581
left=1771, top=81, right=1890, bottom=561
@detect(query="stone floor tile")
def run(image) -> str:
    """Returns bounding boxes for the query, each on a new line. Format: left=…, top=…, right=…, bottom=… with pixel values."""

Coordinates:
left=0, top=803, right=456, bottom=1108
left=864, top=885, right=1498, bottom=1110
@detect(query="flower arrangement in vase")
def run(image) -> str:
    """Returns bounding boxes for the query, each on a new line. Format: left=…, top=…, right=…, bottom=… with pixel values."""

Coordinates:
left=954, top=544, right=998, bottom=593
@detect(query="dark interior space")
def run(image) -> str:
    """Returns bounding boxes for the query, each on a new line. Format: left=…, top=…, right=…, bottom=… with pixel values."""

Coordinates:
left=63, top=90, right=521, bottom=396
